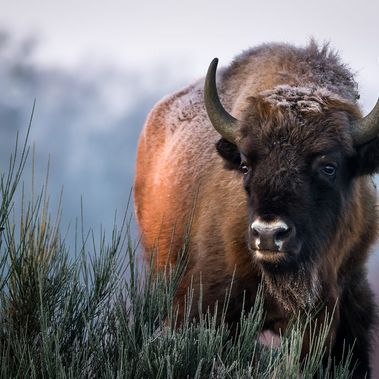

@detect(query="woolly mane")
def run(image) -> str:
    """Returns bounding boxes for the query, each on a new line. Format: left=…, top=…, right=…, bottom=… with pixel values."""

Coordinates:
left=225, top=40, right=359, bottom=103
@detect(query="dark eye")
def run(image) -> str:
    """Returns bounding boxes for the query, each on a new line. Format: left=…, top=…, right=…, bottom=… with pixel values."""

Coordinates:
left=239, top=163, right=249, bottom=175
left=321, top=164, right=336, bottom=177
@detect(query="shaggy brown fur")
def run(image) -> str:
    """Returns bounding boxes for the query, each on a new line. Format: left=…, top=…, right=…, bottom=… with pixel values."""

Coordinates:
left=134, top=41, right=378, bottom=378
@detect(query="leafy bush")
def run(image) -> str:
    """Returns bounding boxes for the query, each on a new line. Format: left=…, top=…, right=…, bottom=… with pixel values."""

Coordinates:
left=0, top=122, right=355, bottom=378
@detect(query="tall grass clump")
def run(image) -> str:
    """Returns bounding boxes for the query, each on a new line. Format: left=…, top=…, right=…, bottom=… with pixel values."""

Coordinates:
left=0, top=122, right=355, bottom=378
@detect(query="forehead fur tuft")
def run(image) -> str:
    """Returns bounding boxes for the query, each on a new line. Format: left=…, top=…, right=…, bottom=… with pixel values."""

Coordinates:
left=238, top=85, right=361, bottom=155
left=244, top=85, right=361, bottom=124
left=260, top=85, right=359, bottom=116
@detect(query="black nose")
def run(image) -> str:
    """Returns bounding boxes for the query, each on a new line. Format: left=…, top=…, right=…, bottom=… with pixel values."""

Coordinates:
left=251, top=219, right=294, bottom=251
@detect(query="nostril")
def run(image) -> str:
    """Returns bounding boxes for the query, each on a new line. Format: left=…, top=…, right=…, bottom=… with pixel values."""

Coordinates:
left=275, top=227, right=291, bottom=242
left=252, top=228, right=260, bottom=238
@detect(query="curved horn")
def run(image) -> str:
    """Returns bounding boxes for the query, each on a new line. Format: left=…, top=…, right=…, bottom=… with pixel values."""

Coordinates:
left=351, top=97, right=379, bottom=146
left=204, top=58, right=240, bottom=144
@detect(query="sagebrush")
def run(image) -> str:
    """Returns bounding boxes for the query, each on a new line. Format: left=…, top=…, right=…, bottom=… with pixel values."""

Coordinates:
left=0, top=122, right=355, bottom=378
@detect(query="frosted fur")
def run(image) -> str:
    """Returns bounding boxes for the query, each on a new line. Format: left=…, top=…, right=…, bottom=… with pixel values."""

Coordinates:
left=143, top=41, right=360, bottom=198
left=261, top=85, right=353, bottom=113
left=152, top=41, right=359, bottom=167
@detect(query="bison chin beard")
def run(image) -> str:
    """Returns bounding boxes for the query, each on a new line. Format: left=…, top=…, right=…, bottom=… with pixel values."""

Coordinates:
left=259, top=260, right=321, bottom=312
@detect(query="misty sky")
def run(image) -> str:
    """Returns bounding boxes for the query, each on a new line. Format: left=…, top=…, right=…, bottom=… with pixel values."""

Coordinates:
left=1, top=0, right=378, bottom=106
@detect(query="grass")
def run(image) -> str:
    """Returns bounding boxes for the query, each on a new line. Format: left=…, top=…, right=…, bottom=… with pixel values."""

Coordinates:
left=0, top=121, right=356, bottom=378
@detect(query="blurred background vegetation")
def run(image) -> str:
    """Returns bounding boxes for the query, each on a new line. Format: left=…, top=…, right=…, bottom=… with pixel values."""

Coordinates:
left=0, top=31, right=186, bottom=246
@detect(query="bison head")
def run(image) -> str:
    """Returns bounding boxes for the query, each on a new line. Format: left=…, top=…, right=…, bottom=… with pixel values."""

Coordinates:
left=204, top=58, right=379, bottom=307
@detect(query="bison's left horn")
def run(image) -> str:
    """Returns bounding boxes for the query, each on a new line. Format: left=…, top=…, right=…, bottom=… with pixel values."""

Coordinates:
left=352, top=98, right=379, bottom=146
left=204, top=58, right=241, bottom=144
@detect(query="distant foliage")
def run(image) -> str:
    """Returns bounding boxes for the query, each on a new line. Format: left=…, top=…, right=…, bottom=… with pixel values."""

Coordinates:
left=0, top=128, right=356, bottom=378
left=0, top=31, right=177, bottom=246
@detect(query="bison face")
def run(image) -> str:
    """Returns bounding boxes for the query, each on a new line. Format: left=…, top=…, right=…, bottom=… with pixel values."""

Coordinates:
left=216, top=94, right=379, bottom=275
left=204, top=58, right=379, bottom=281
left=204, top=58, right=379, bottom=309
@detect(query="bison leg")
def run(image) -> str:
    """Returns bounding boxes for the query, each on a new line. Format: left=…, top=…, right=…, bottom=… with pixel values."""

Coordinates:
left=332, top=276, right=375, bottom=378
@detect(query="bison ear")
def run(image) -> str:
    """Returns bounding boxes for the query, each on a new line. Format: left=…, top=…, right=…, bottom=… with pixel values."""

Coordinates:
left=354, top=137, right=379, bottom=176
left=216, top=138, right=241, bottom=170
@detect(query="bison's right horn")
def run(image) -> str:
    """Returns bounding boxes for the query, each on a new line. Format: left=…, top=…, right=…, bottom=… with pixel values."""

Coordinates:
left=204, top=58, right=241, bottom=144
left=351, top=97, right=379, bottom=146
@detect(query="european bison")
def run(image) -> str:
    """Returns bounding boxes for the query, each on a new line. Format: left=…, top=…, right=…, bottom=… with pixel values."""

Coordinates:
left=134, top=41, right=379, bottom=377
